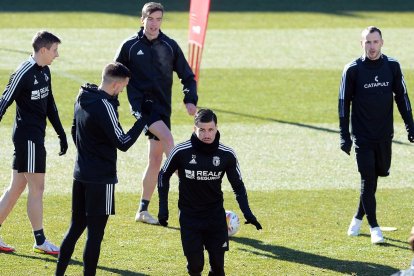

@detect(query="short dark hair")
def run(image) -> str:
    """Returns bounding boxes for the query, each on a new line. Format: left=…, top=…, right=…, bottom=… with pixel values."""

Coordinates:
left=142, top=2, right=164, bottom=18
left=32, top=31, right=61, bottom=52
left=102, top=62, right=131, bottom=83
left=194, top=108, right=217, bottom=125
left=362, top=26, right=382, bottom=38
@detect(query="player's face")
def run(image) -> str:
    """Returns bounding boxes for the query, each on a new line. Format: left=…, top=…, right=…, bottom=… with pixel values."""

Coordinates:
left=361, top=31, right=383, bottom=60
left=141, top=10, right=163, bottom=40
left=42, top=43, right=59, bottom=65
left=194, top=121, right=218, bottom=144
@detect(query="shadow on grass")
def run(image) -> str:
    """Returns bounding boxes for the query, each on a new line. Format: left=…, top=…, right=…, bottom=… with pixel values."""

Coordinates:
left=210, top=107, right=411, bottom=146
left=11, top=252, right=149, bottom=275
left=359, top=233, right=409, bottom=250
left=1, top=0, right=414, bottom=14
left=231, top=236, right=399, bottom=275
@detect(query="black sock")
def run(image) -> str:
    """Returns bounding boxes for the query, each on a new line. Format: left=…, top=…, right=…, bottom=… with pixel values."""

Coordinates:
left=139, top=199, right=150, bottom=212
left=34, top=229, right=46, bottom=245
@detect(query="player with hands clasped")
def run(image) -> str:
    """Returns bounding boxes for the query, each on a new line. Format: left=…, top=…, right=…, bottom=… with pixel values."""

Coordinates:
left=0, top=31, right=67, bottom=254
left=338, top=26, right=414, bottom=244
left=56, top=62, right=152, bottom=275
left=158, top=108, right=261, bottom=275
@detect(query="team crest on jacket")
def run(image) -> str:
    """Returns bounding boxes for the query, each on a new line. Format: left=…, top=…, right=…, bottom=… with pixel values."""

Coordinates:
left=212, top=156, right=220, bottom=166
left=33, top=76, right=38, bottom=85
left=189, top=155, right=197, bottom=164
left=44, top=73, right=49, bottom=82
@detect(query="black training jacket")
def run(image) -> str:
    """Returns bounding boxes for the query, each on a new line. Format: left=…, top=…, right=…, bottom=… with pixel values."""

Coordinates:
left=0, top=56, right=65, bottom=143
left=114, top=28, right=198, bottom=118
left=339, top=54, right=414, bottom=142
left=71, top=84, right=146, bottom=184
left=158, top=132, right=256, bottom=221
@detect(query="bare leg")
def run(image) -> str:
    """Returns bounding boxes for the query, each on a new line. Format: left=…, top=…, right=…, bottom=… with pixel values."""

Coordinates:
left=26, top=173, right=45, bottom=231
left=0, top=170, right=28, bottom=225
left=141, top=120, right=174, bottom=201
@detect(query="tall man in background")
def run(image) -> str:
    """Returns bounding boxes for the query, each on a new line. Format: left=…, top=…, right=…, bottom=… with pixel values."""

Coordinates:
left=338, top=26, right=414, bottom=244
left=115, top=2, right=198, bottom=224
left=0, top=31, right=67, bottom=254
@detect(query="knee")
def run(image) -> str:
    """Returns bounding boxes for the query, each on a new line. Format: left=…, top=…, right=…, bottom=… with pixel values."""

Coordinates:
left=360, top=171, right=377, bottom=194
left=28, top=184, right=44, bottom=197
left=5, top=184, right=25, bottom=198
left=208, top=266, right=225, bottom=276
left=186, top=254, right=204, bottom=275
left=208, top=252, right=225, bottom=276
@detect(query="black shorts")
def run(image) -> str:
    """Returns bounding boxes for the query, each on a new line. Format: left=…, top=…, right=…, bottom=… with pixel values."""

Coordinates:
left=355, top=139, right=392, bottom=177
left=12, top=140, right=46, bottom=173
left=146, top=113, right=171, bottom=141
left=72, top=180, right=115, bottom=216
left=179, top=209, right=229, bottom=256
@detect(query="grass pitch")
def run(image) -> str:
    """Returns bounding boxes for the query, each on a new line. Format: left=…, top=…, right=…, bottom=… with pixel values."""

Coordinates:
left=1, top=0, right=414, bottom=275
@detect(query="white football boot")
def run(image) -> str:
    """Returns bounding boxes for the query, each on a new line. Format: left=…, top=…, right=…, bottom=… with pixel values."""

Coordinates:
left=135, top=210, right=159, bottom=225
left=33, top=240, right=60, bottom=255
left=347, top=217, right=362, bottom=236
left=0, top=236, right=15, bottom=252
left=370, top=227, right=385, bottom=244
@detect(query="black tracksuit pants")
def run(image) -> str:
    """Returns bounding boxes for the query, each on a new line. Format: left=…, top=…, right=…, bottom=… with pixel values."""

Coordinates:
left=354, top=139, right=391, bottom=228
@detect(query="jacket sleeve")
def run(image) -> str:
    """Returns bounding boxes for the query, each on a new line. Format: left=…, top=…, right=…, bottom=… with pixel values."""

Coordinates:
left=46, top=76, right=66, bottom=137
left=114, top=41, right=129, bottom=67
left=114, top=42, right=145, bottom=118
left=338, top=62, right=356, bottom=139
left=390, top=60, right=414, bottom=128
left=157, top=147, right=179, bottom=220
left=173, top=43, right=198, bottom=106
left=0, top=69, right=26, bottom=122
left=71, top=101, right=76, bottom=145
left=225, top=149, right=256, bottom=221
left=98, top=99, right=146, bottom=152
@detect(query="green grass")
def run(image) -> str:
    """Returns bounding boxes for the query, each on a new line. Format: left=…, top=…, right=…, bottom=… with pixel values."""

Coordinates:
left=1, top=190, right=413, bottom=275
left=2, top=0, right=414, bottom=275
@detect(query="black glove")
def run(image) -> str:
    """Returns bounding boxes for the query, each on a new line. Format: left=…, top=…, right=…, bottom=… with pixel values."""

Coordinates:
left=158, top=218, right=168, bottom=227
left=245, top=218, right=262, bottom=230
left=158, top=208, right=168, bottom=227
left=340, top=135, right=352, bottom=155
left=58, top=134, right=68, bottom=156
left=406, top=124, right=414, bottom=143
left=140, top=98, right=153, bottom=122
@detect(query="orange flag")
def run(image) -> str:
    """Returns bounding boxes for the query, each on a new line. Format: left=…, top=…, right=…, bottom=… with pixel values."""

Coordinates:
left=188, top=0, right=211, bottom=83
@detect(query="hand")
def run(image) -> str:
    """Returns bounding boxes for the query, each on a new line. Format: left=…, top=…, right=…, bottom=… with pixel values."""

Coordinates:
left=340, top=135, right=352, bottom=155
left=158, top=208, right=168, bottom=227
left=185, top=103, right=197, bottom=116
left=407, top=125, right=414, bottom=143
left=158, top=218, right=168, bottom=227
left=245, top=218, right=262, bottom=230
left=58, top=134, right=68, bottom=156
left=141, top=99, right=153, bottom=117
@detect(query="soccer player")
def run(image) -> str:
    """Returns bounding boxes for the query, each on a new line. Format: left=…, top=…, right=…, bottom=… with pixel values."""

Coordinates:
left=0, top=31, right=67, bottom=254
left=338, top=26, right=414, bottom=244
left=115, top=2, right=198, bottom=224
left=55, top=62, right=152, bottom=275
left=158, top=108, right=262, bottom=275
